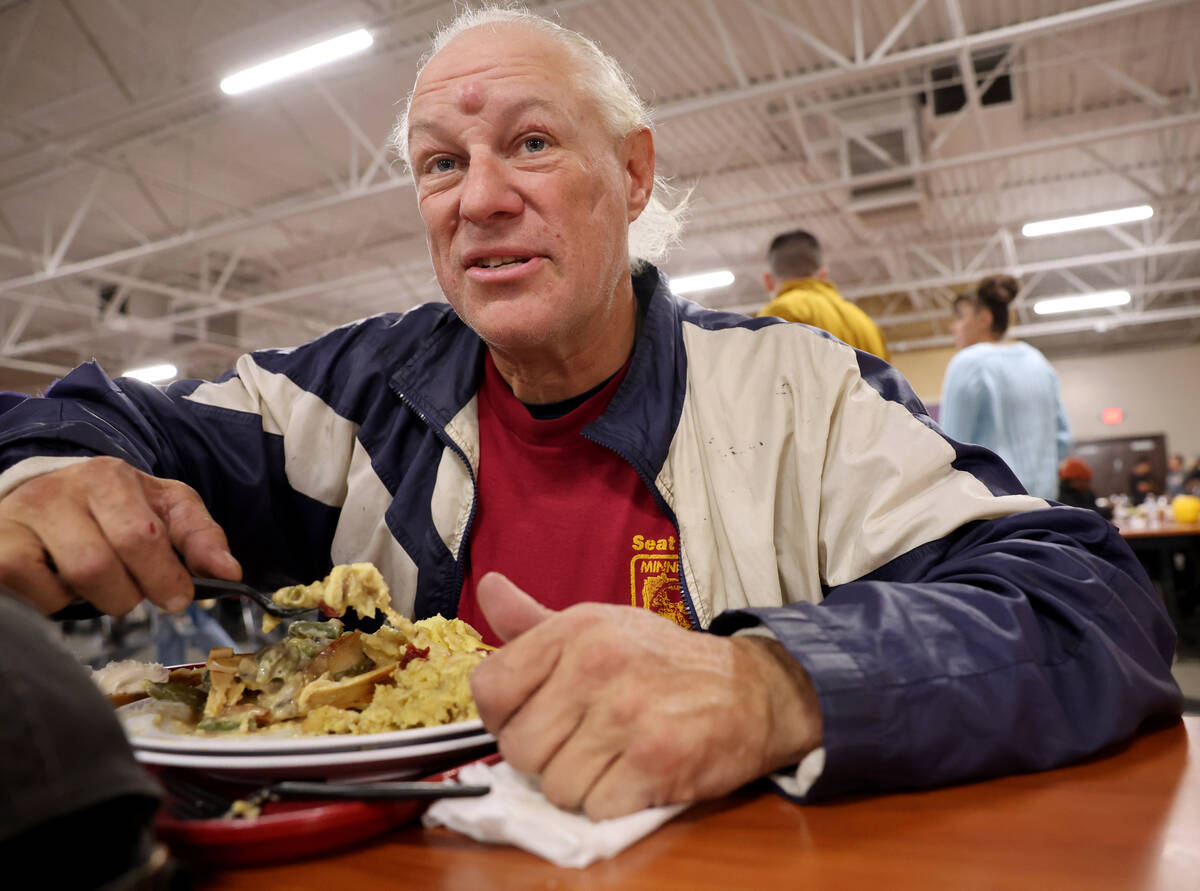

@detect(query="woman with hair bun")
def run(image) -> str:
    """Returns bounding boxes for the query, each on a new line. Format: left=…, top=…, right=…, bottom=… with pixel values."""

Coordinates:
left=939, top=274, right=1071, bottom=499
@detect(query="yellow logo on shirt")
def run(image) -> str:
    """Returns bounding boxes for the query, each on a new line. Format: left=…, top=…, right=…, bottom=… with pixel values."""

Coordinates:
left=630, top=534, right=691, bottom=629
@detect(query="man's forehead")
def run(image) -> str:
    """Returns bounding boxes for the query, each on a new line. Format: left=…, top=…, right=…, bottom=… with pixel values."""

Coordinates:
left=414, top=24, right=572, bottom=94
left=408, top=28, right=582, bottom=132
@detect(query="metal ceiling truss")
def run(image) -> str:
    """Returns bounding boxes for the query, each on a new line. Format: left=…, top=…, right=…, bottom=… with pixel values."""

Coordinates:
left=0, top=0, right=1198, bottom=381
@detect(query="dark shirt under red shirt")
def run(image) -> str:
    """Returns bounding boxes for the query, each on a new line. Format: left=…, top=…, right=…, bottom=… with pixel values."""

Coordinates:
left=456, top=352, right=691, bottom=647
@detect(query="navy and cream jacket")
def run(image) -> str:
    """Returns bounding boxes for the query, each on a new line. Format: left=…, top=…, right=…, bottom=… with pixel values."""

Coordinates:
left=0, top=267, right=1181, bottom=800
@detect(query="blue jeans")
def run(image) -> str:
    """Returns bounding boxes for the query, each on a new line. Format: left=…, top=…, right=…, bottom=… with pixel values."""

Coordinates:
left=153, top=603, right=236, bottom=666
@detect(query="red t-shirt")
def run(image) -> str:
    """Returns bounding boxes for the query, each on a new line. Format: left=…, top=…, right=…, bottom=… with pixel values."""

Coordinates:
left=456, top=353, right=692, bottom=646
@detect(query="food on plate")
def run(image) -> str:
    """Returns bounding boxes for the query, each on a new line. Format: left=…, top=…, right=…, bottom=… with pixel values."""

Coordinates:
left=264, top=562, right=403, bottom=632
left=91, top=659, right=169, bottom=707
left=122, top=562, right=494, bottom=736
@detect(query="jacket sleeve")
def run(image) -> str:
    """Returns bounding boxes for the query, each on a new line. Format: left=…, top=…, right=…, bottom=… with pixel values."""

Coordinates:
left=711, top=354, right=1181, bottom=801
left=0, top=356, right=348, bottom=589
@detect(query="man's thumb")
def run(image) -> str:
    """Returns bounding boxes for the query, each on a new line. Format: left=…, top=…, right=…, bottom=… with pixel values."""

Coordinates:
left=476, top=572, right=553, bottom=643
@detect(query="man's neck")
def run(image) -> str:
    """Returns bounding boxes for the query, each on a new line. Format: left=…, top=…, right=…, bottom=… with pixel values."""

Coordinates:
left=488, top=289, right=639, bottom=404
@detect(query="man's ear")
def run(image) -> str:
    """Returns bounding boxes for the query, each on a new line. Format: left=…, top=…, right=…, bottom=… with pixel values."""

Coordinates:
left=817, top=266, right=830, bottom=282
left=763, top=272, right=776, bottom=294
left=621, top=126, right=656, bottom=222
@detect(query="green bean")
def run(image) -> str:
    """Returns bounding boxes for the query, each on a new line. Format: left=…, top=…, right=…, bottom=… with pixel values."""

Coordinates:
left=287, top=619, right=344, bottom=642
left=146, top=682, right=206, bottom=713
left=197, top=715, right=252, bottom=733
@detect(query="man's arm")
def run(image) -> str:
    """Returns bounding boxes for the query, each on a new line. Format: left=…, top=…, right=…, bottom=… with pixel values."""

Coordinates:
left=712, top=505, right=1179, bottom=799
left=0, top=329, right=374, bottom=613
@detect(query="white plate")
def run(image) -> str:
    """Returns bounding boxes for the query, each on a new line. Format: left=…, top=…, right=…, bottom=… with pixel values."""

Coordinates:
left=118, top=697, right=485, bottom=755
left=133, top=731, right=496, bottom=781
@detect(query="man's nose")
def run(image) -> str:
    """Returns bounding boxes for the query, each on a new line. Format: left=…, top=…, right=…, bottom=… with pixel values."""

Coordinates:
left=459, top=155, right=523, bottom=222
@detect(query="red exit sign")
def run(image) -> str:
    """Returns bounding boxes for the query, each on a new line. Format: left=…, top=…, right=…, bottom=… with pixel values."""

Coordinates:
left=1101, top=407, right=1123, bottom=425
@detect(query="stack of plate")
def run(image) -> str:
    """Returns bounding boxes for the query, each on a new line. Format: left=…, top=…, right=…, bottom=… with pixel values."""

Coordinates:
left=118, top=697, right=496, bottom=781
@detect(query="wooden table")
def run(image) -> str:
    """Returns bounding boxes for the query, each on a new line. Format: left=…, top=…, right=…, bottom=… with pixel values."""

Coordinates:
left=1120, top=522, right=1200, bottom=632
left=201, top=716, right=1200, bottom=890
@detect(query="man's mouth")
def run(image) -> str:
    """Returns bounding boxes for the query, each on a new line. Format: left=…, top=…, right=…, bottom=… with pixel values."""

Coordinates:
left=472, top=256, right=532, bottom=269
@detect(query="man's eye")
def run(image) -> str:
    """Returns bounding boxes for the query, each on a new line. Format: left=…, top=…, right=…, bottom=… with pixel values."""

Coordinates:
left=523, top=137, right=547, bottom=153
left=432, top=158, right=457, bottom=173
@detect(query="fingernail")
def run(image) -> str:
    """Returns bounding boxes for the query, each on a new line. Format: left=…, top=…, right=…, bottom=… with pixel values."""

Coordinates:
left=166, top=594, right=190, bottom=613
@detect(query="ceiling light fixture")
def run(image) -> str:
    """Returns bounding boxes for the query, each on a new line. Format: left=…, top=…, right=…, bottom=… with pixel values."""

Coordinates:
left=1020, top=205, right=1153, bottom=238
left=1032, top=290, right=1131, bottom=316
left=122, top=363, right=179, bottom=383
left=669, top=270, right=735, bottom=295
left=219, top=28, right=374, bottom=95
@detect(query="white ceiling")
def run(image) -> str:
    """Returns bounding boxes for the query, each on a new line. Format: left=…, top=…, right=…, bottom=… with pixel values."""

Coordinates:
left=1, top=0, right=1198, bottom=392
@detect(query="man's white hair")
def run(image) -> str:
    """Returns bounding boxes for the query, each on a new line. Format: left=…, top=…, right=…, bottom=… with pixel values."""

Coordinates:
left=391, top=4, right=687, bottom=268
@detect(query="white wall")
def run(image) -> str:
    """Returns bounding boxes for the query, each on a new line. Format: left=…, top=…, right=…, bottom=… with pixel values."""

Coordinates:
left=1055, top=343, right=1200, bottom=460
left=892, top=342, right=1200, bottom=460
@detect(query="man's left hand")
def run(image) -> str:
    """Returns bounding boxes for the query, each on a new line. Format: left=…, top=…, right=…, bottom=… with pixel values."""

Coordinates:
left=470, top=572, right=824, bottom=820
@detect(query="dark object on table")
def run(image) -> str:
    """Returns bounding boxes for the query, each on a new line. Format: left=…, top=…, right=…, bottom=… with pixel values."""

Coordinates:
left=158, top=769, right=490, bottom=820
left=0, top=591, right=188, bottom=888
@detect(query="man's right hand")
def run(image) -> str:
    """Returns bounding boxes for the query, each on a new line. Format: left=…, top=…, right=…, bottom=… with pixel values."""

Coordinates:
left=0, top=456, right=241, bottom=617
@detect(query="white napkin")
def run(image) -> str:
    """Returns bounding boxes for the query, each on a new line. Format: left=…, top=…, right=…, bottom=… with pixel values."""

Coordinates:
left=423, top=760, right=689, bottom=868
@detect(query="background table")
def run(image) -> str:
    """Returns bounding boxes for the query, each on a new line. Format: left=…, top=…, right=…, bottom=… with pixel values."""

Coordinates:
left=201, top=716, right=1200, bottom=890
left=1121, top=521, right=1200, bottom=636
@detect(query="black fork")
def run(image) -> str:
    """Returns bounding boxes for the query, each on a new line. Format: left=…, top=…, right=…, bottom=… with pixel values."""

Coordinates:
left=50, top=577, right=318, bottom=622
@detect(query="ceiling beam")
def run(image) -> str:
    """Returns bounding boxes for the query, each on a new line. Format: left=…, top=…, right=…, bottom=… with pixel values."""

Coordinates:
left=655, top=0, right=1189, bottom=122
left=692, top=109, right=1200, bottom=218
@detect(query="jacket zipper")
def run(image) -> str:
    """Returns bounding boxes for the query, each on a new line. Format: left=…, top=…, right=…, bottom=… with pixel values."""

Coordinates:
left=581, top=431, right=703, bottom=632
left=394, top=389, right=478, bottom=613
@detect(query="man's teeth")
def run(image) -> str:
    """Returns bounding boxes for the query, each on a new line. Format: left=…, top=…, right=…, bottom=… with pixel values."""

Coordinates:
left=476, top=257, right=529, bottom=269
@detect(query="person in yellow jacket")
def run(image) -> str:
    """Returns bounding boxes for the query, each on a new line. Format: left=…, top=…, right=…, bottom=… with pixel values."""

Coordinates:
left=758, top=229, right=890, bottom=361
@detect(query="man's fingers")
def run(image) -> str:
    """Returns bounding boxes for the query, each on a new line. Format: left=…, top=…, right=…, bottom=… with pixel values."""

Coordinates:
left=581, top=753, right=664, bottom=821
left=87, top=482, right=193, bottom=612
left=476, top=572, right=552, bottom=642
left=0, top=519, right=73, bottom=614
left=145, top=478, right=241, bottom=582
left=34, top=504, right=144, bottom=616
left=470, top=583, right=569, bottom=734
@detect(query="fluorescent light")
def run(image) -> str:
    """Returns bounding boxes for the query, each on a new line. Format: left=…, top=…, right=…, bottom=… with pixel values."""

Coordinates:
left=1021, top=205, right=1153, bottom=238
left=1032, top=290, right=1131, bottom=316
left=122, top=363, right=178, bottom=383
left=670, top=270, right=735, bottom=295
left=220, top=28, right=373, bottom=95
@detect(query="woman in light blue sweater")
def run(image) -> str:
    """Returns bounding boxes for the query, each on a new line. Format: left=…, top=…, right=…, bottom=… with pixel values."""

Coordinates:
left=940, top=275, right=1070, bottom=500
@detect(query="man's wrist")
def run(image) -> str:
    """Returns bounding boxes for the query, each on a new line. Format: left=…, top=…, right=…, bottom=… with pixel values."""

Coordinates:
left=732, top=635, right=824, bottom=773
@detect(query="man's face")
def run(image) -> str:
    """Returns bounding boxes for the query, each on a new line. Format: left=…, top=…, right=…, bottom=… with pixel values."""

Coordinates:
left=406, top=26, right=651, bottom=354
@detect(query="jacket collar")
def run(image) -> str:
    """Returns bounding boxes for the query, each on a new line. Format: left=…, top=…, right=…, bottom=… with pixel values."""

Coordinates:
left=389, top=265, right=687, bottom=480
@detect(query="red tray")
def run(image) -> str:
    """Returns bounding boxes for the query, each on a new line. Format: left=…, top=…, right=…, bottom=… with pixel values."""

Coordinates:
left=154, top=753, right=502, bottom=867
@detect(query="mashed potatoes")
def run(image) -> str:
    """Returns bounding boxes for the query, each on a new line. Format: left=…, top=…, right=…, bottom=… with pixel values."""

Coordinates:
left=129, top=563, right=494, bottom=736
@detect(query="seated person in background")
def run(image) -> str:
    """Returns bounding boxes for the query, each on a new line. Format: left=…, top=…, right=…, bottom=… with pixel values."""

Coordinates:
left=1057, top=457, right=1113, bottom=521
left=0, top=7, right=1181, bottom=818
left=757, top=229, right=889, bottom=360
left=1165, top=454, right=1186, bottom=498
left=1131, top=459, right=1158, bottom=500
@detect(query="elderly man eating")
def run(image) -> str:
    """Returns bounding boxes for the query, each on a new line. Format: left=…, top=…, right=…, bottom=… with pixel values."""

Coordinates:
left=0, top=7, right=1180, bottom=820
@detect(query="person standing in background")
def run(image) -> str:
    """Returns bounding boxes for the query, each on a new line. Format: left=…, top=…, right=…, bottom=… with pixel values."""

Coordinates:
left=940, top=274, right=1070, bottom=500
left=757, top=229, right=889, bottom=360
